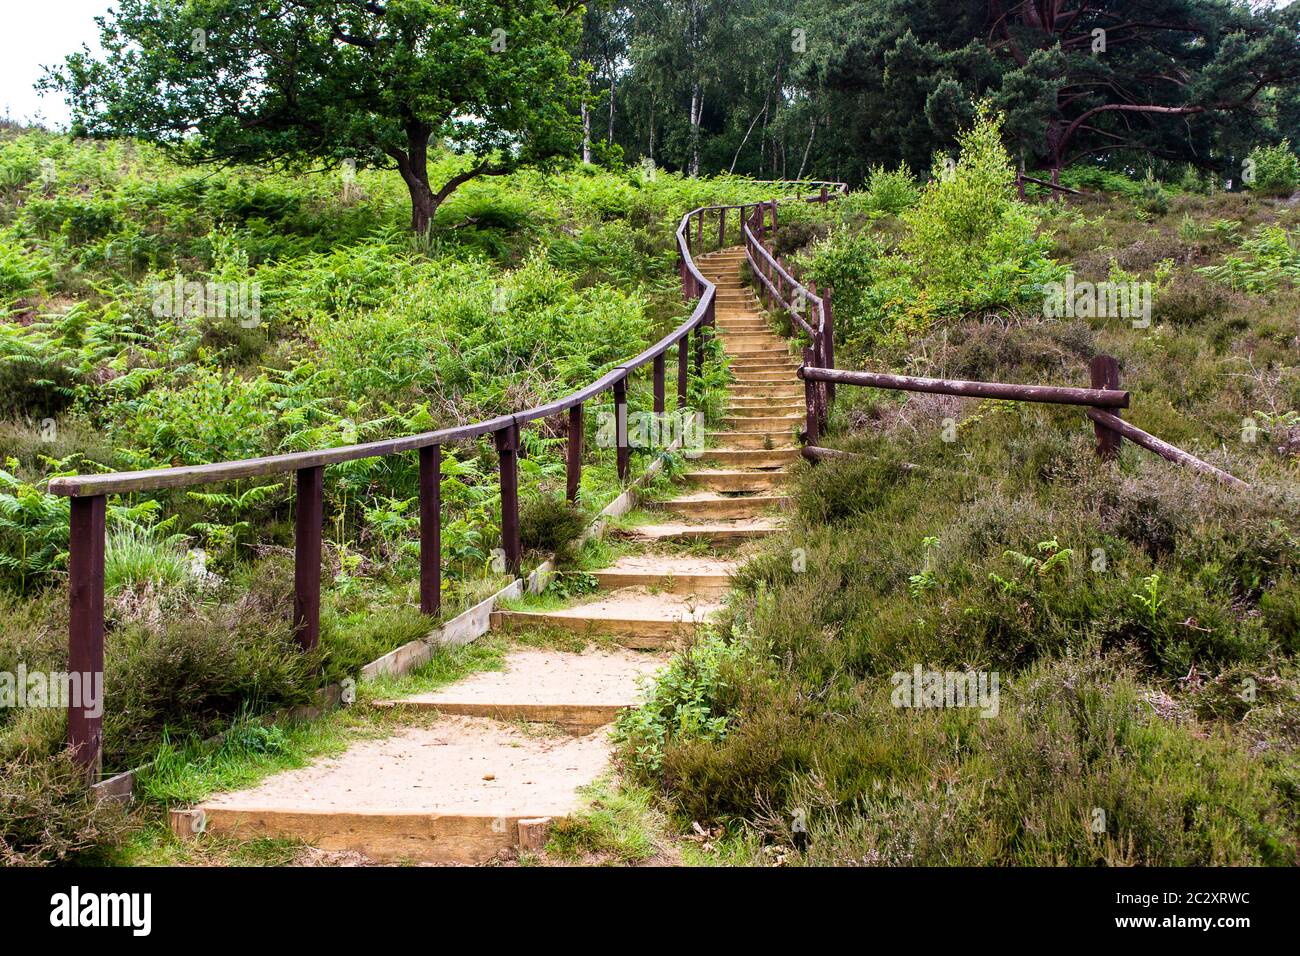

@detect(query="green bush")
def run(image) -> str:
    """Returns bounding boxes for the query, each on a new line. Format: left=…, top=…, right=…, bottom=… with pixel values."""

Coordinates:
left=613, top=634, right=745, bottom=775
left=900, top=107, right=1057, bottom=314
left=518, top=491, right=587, bottom=564
left=0, top=750, right=129, bottom=865
left=863, top=164, right=920, bottom=215
left=1245, top=141, right=1300, bottom=197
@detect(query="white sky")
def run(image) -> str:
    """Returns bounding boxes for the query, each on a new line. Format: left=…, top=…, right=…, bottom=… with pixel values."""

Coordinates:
left=0, top=1, right=111, bottom=128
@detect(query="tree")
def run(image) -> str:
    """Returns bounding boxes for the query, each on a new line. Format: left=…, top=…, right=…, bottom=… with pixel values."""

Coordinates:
left=43, top=0, right=584, bottom=232
left=815, top=0, right=1300, bottom=182
left=579, top=2, right=630, bottom=163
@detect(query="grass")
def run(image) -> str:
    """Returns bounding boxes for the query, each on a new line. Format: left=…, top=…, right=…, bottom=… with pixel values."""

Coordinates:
left=94, top=635, right=512, bottom=865
left=619, top=172, right=1300, bottom=867
left=544, top=778, right=668, bottom=865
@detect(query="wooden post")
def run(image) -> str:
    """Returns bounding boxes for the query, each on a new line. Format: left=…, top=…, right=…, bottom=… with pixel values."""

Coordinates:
left=566, top=404, right=583, bottom=503
left=820, top=184, right=828, bottom=204
left=294, top=465, right=323, bottom=652
left=822, top=285, right=836, bottom=405
left=67, top=494, right=106, bottom=777
left=718, top=207, right=725, bottom=249
left=677, top=336, right=689, bottom=410
left=802, top=347, right=819, bottom=445
left=613, top=377, right=630, bottom=481
left=495, top=423, right=521, bottom=575
left=653, top=353, right=665, bottom=416
left=418, top=444, right=441, bottom=616
left=771, top=200, right=778, bottom=235
left=1090, top=354, right=1122, bottom=461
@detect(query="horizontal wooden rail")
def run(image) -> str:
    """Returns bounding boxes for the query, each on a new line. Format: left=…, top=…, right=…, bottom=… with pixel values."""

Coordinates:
left=798, top=367, right=1130, bottom=409
left=1085, top=409, right=1248, bottom=488
left=799, top=354, right=1247, bottom=489
left=53, top=178, right=846, bottom=777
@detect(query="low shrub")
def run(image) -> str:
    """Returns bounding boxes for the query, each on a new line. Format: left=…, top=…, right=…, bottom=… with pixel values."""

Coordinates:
left=518, top=491, right=587, bottom=564
left=0, top=749, right=130, bottom=865
left=1245, top=141, right=1300, bottom=197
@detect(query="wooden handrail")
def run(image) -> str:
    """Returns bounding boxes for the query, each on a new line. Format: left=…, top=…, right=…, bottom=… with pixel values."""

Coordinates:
left=798, top=367, right=1130, bottom=408
left=798, top=356, right=1247, bottom=489
left=56, top=178, right=847, bottom=776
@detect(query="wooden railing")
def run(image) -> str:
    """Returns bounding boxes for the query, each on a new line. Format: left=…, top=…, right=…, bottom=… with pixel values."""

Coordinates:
left=737, top=184, right=843, bottom=430
left=720, top=192, right=1247, bottom=490
left=48, top=179, right=846, bottom=776
left=796, top=359, right=1248, bottom=488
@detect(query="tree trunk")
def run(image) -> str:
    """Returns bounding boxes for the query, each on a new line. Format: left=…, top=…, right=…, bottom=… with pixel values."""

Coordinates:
left=689, top=81, right=702, bottom=178
left=392, top=124, right=438, bottom=233
left=797, top=114, right=817, bottom=180
left=607, top=73, right=616, bottom=144
left=407, top=180, right=436, bottom=233
left=581, top=98, right=593, bottom=164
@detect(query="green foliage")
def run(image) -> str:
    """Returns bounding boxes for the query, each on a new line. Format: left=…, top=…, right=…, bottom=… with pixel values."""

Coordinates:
left=1245, top=141, right=1300, bottom=197
left=518, top=492, right=587, bottom=564
left=0, top=465, right=67, bottom=591
left=0, top=749, right=130, bottom=865
left=613, top=634, right=744, bottom=775
left=798, top=110, right=1061, bottom=358
left=104, top=525, right=193, bottom=595
left=863, top=163, right=921, bottom=215
left=1198, top=224, right=1300, bottom=294
left=45, top=0, right=585, bottom=230
left=900, top=108, right=1056, bottom=315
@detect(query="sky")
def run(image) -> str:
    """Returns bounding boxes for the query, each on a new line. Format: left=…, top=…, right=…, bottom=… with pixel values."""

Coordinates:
left=0, top=1, right=111, bottom=128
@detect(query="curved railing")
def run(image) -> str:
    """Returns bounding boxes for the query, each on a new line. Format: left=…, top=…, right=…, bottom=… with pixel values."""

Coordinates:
left=49, top=178, right=846, bottom=774
left=737, top=186, right=845, bottom=432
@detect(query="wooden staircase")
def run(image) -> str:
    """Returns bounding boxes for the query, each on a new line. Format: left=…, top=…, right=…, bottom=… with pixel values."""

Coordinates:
left=171, top=246, right=801, bottom=864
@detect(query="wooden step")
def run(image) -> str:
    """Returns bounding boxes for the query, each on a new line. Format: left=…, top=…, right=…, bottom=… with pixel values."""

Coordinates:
left=686, top=469, right=788, bottom=493
left=730, top=386, right=803, bottom=399
left=587, top=554, right=736, bottom=596
left=730, top=357, right=798, bottom=368
left=728, top=402, right=805, bottom=415
left=722, top=415, right=803, bottom=431
left=696, top=448, right=800, bottom=468
left=625, top=518, right=782, bottom=546
left=708, top=431, right=796, bottom=450
left=491, top=593, right=718, bottom=649
left=170, top=718, right=611, bottom=864
left=659, top=492, right=788, bottom=519
left=372, top=649, right=663, bottom=735
left=731, top=373, right=797, bottom=384
left=722, top=345, right=790, bottom=356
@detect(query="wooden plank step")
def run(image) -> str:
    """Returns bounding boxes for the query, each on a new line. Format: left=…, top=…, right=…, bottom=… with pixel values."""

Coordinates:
left=626, top=518, right=782, bottom=546
left=587, top=554, right=737, bottom=596
left=695, top=448, right=800, bottom=468
left=731, top=374, right=798, bottom=384
left=708, top=431, right=797, bottom=449
left=722, top=415, right=803, bottom=431
left=170, top=719, right=610, bottom=864
left=730, top=386, right=803, bottom=399
left=727, top=403, right=805, bottom=416
left=491, top=593, right=719, bottom=648
left=372, top=649, right=663, bottom=735
left=685, top=469, right=789, bottom=492
left=659, top=492, right=788, bottom=519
